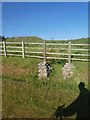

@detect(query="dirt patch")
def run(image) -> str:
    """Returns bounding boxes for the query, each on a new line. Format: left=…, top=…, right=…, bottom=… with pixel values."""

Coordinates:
left=2, top=64, right=33, bottom=77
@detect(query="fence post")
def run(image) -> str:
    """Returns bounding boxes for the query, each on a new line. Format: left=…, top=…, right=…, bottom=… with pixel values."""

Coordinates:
left=43, top=40, right=46, bottom=63
left=3, top=41, right=7, bottom=57
left=22, top=41, right=25, bottom=58
left=68, top=42, right=71, bottom=63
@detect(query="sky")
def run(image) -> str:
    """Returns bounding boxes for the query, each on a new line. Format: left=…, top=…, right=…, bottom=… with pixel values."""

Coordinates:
left=2, top=0, right=89, bottom=2
left=2, top=2, right=88, bottom=40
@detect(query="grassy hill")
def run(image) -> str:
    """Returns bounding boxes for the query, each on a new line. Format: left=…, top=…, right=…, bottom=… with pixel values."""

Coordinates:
left=5, top=36, right=89, bottom=44
left=6, top=36, right=43, bottom=42
left=47, top=38, right=88, bottom=44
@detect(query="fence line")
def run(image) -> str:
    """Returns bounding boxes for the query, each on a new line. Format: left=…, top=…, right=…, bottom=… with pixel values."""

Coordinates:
left=6, top=50, right=22, bottom=53
left=0, top=41, right=90, bottom=62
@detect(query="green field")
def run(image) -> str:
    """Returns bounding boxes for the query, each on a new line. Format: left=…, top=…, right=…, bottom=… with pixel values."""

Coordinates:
left=1, top=36, right=89, bottom=118
left=2, top=56, right=89, bottom=118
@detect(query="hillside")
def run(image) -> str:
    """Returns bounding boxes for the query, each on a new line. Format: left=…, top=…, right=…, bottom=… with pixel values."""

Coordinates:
left=5, top=36, right=89, bottom=44
left=6, top=36, right=43, bottom=42
left=47, top=38, right=88, bottom=44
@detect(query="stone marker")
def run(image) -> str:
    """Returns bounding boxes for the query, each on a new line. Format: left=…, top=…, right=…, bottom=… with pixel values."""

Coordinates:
left=38, top=62, right=52, bottom=79
left=62, top=63, right=75, bottom=79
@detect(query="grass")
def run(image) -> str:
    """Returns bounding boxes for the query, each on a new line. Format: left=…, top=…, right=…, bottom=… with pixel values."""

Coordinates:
left=2, top=56, right=89, bottom=118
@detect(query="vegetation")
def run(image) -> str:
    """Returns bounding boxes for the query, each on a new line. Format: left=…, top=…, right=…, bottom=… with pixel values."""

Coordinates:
left=2, top=35, right=88, bottom=44
left=1, top=36, right=89, bottom=118
left=2, top=57, right=89, bottom=118
left=0, top=36, right=6, bottom=41
left=6, top=36, right=43, bottom=42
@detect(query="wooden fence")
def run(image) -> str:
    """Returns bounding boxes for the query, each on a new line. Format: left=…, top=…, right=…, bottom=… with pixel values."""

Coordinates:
left=0, top=41, right=90, bottom=62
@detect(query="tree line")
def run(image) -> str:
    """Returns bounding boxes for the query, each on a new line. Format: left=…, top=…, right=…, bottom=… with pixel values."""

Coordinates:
left=0, top=36, right=6, bottom=41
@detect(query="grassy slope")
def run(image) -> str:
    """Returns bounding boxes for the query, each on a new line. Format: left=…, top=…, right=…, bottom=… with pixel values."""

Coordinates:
left=2, top=56, right=89, bottom=118
left=6, top=36, right=43, bottom=42
left=6, top=36, right=88, bottom=44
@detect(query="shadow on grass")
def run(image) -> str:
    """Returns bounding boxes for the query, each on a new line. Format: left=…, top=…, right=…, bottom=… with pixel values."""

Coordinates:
left=54, top=82, right=90, bottom=120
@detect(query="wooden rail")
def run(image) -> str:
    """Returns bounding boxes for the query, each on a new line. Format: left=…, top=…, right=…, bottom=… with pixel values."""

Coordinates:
left=0, top=41, right=90, bottom=62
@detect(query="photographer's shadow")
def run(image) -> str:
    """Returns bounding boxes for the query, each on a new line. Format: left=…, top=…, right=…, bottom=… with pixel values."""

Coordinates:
left=54, top=82, right=90, bottom=120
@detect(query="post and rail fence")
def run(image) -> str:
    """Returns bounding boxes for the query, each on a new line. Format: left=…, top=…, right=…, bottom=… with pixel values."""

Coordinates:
left=0, top=41, right=90, bottom=62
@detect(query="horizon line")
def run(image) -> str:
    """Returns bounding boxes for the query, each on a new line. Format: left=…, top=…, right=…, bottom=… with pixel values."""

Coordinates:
left=0, top=35, right=88, bottom=40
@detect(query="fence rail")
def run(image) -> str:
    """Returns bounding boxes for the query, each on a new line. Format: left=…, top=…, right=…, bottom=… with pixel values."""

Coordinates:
left=0, top=41, right=90, bottom=62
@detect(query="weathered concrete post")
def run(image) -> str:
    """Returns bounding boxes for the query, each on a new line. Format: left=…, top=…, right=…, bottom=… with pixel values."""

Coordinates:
left=62, top=63, right=75, bottom=79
